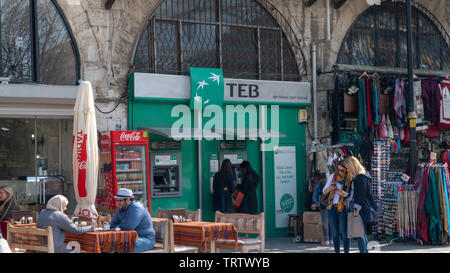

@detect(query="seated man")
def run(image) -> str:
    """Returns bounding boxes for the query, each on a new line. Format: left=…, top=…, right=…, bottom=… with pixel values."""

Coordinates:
left=109, top=188, right=155, bottom=253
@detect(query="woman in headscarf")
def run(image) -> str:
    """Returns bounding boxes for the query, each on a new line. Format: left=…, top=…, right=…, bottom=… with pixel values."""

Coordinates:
left=36, top=195, right=93, bottom=253
left=212, top=159, right=235, bottom=213
left=235, top=161, right=259, bottom=214
left=0, top=185, right=21, bottom=221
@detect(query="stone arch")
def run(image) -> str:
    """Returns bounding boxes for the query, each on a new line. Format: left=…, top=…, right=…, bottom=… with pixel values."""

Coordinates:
left=326, top=0, right=450, bottom=70
left=130, top=0, right=309, bottom=80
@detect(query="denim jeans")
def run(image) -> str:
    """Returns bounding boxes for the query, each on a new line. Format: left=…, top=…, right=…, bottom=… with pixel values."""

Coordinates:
left=134, top=236, right=155, bottom=253
left=328, top=206, right=350, bottom=253
left=356, top=229, right=369, bottom=253
left=319, top=208, right=333, bottom=242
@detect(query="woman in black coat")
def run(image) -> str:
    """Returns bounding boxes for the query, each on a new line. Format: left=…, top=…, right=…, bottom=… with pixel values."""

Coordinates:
left=213, top=159, right=235, bottom=213
left=236, top=161, right=259, bottom=214
left=344, top=156, right=377, bottom=253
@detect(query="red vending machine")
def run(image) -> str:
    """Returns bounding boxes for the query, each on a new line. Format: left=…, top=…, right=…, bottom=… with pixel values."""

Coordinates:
left=96, top=130, right=151, bottom=211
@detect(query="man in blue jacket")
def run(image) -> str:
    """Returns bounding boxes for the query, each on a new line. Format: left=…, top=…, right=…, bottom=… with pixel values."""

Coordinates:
left=109, top=188, right=155, bottom=253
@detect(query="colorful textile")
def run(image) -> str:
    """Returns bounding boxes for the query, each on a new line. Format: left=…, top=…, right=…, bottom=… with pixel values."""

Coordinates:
left=424, top=167, right=442, bottom=244
left=393, top=78, right=407, bottom=128
left=439, top=80, right=450, bottom=128
left=64, top=230, right=138, bottom=253
left=173, top=222, right=238, bottom=253
left=366, top=77, right=373, bottom=128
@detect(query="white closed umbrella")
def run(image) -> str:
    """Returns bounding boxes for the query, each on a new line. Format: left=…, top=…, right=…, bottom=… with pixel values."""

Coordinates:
left=72, top=81, right=99, bottom=219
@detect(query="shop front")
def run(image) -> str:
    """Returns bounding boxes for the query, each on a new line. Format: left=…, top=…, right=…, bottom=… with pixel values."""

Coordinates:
left=128, top=70, right=311, bottom=237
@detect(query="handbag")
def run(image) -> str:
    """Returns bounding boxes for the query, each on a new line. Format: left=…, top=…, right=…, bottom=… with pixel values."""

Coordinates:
left=347, top=213, right=364, bottom=238
left=320, top=192, right=329, bottom=207
left=232, top=190, right=245, bottom=209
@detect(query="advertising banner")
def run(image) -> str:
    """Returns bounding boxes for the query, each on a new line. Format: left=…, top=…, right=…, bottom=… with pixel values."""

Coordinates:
left=274, top=146, right=297, bottom=228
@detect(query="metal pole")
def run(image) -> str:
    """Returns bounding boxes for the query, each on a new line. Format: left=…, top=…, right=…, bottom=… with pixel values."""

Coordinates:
left=406, top=0, right=417, bottom=178
left=312, top=43, right=318, bottom=143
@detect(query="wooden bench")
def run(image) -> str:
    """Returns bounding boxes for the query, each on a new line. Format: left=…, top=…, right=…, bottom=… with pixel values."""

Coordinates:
left=7, top=223, right=54, bottom=253
left=214, top=212, right=265, bottom=253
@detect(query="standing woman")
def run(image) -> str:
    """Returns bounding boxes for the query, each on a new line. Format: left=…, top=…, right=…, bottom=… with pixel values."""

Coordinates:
left=323, top=160, right=351, bottom=253
left=345, top=156, right=376, bottom=253
left=212, top=159, right=235, bottom=213
left=236, top=161, right=259, bottom=214
left=0, top=185, right=21, bottom=221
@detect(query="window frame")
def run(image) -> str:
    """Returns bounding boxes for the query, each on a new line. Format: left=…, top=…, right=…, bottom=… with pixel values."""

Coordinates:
left=337, top=2, right=450, bottom=71
left=1, top=0, right=81, bottom=85
left=133, top=0, right=304, bottom=82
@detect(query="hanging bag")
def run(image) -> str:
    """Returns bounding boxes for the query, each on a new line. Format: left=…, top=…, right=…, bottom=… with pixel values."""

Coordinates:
left=232, top=190, right=245, bottom=209
left=347, top=214, right=364, bottom=238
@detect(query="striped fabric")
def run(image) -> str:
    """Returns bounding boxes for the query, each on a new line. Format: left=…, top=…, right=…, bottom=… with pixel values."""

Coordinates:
left=64, top=230, right=138, bottom=253
left=173, top=222, right=238, bottom=253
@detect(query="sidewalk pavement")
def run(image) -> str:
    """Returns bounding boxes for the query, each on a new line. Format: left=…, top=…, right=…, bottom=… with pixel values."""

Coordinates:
left=262, top=236, right=450, bottom=253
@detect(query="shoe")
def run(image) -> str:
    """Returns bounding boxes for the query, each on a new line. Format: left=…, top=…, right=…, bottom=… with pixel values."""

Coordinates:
left=321, top=240, right=330, bottom=246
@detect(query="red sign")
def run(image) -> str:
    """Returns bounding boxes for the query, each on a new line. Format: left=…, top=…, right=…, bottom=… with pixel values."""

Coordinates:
left=101, top=134, right=110, bottom=150
left=110, top=131, right=148, bottom=143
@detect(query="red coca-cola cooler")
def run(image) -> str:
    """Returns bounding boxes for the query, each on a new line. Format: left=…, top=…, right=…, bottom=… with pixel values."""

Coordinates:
left=96, top=130, right=151, bottom=211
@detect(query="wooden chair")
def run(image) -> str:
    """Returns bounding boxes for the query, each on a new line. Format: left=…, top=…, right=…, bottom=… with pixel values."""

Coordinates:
left=214, top=212, right=265, bottom=253
left=142, top=218, right=170, bottom=253
left=168, top=220, right=199, bottom=253
left=6, top=223, right=54, bottom=253
left=185, top=209, right=201, bottom=222
left=157, top=208, right=201, bottom=222
left=10, top=210, right=34, bottom=222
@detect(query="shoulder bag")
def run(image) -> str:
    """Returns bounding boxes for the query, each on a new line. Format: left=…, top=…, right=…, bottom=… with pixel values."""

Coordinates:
left=232, top=190, right=245, bottom=209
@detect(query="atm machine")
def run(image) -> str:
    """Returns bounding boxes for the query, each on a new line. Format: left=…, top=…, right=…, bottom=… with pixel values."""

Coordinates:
left=150, top=151, right=182, bottom=198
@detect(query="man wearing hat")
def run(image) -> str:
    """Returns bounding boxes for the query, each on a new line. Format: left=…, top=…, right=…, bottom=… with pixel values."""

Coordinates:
left=108, top=188, right=155, bottom=253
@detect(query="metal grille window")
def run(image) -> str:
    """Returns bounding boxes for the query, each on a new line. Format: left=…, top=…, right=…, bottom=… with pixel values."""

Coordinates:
left=337, top=2, right=450, bottom=71
left=133, top=0, right=305, bottom=81
left=0, top=0, right=80, bottom=84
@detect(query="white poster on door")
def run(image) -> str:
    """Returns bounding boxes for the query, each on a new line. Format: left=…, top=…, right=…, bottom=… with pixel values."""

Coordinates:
left=274, top=146, right=297, bottom=228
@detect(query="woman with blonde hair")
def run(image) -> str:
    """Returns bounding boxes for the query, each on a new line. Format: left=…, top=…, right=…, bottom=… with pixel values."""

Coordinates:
left=323, top=160, right=351, bottom=253
left=345, top=156, right=377, bottom=253
left=0, top=185, right=21, bottom=221
left=36, top=195, right=93, bottom=253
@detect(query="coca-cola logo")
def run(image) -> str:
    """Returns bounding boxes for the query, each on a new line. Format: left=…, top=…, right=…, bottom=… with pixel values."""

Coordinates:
left=78, top=161, right=87, bottom=170
left=120, top=132, right=141, bottom=141
left=101, top=134, right=110, bottom=150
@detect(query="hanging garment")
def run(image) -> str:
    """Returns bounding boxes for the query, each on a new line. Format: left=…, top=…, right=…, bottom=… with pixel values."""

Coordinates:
left=386, top=115, right=394, bottom=139
left=372, top=76, right=380, bottom=125
left=393, top=78, right=407, bottom=128
left=366, top=77, right=373, bottom=128
left=417, top=166, right=430, bottom=243
left=443, top=166, right=450, bottom=236
left=422, top=79, right=442, bottom=126
left=439, top=80, right=450, bottom=128
left=435, top=167, right=447, bottom=243
left=380, top=114, right=388, bottom=138
left=414, top=78, right=428, bottom=131
left=358, top=78, right=368, bottom=134
left=424, top=166, right=442, bottom=244
left=440, top=167, right=449, bottom=243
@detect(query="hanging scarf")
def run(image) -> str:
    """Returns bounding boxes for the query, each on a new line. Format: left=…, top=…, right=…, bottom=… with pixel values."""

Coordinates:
left=327, top=174, right=350, bottom=213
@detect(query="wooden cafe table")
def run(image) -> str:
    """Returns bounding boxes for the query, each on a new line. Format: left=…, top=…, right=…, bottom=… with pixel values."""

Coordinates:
left=65, top=229, right=138, bottom=253
left=172, top=221, right=238, bottom=253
